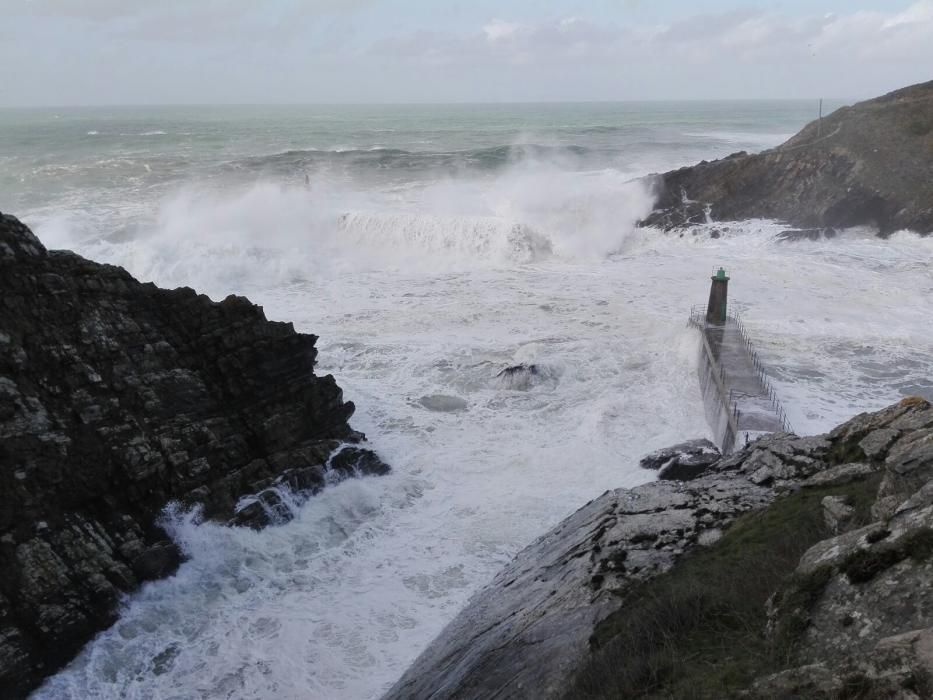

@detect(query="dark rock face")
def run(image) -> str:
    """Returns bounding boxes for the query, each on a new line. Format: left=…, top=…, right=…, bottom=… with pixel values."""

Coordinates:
left=638, top=438, right=721, bottom=481
left=641, top=80, right=933, bottom=235
left=0, top=213, right=388, bottom=697
left=384, top=398, right=933, bottom=700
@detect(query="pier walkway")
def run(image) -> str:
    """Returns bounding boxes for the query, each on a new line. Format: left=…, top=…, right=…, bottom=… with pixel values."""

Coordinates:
left=688, top=305, right=792, bottom=453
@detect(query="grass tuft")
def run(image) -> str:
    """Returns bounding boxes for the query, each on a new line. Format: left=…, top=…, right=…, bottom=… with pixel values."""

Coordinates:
left=566, top=475, right=881, bottom=700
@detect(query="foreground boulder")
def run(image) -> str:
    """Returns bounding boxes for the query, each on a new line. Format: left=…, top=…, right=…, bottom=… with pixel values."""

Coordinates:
left=384, top=398, right=933, bottom=699
left=641, top=80, right=933, bottom=235
left=0, top=213, right=388, bottom=697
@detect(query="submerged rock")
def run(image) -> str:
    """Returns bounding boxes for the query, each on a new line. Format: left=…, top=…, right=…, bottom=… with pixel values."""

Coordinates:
left=641, top=80, right=933, bottom=235
left=418, top=394, right=469, bottom=412
left=494, top=363, right=557, bottom=391
left=0, top=212, right=388, bottom=697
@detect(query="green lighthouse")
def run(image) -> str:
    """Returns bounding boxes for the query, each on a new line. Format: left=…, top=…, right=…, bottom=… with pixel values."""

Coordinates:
left=706, top=267, right=729, bottom=325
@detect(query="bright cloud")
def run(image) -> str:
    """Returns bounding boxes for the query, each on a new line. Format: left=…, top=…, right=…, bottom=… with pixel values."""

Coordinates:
left=483, top=19, right=524, bottom=43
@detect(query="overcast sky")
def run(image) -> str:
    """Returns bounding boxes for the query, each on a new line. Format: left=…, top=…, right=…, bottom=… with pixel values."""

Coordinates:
left=2, top=0, right=931, bottom=106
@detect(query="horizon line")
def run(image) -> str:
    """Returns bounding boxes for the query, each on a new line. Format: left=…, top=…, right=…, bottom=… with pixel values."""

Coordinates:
left=0, top=96, right=860, bottom=110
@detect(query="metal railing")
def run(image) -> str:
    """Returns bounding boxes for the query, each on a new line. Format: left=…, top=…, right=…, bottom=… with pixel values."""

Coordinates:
left=688, top=304, right=794, bottom=434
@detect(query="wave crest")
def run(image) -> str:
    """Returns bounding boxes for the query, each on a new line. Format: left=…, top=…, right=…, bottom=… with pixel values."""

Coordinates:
left=336, top=211, right=553, bottom=264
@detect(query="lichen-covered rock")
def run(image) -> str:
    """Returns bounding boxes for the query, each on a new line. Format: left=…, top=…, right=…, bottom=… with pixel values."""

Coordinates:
left=0, top=212, right=388, bottom=697
left=748, top=627, right=933, bottom=700
left=875, top=416, right=933, bottom=520
left=757, top=399, right=933, bottom=694
left=822, top=495, right=855, bottom=533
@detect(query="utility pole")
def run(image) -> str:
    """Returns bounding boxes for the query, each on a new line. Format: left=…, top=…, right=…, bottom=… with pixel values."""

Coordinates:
left=818, top=98, right=823, bottom=137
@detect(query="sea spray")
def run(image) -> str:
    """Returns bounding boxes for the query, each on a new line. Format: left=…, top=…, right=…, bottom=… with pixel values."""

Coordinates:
left=37, top=165, right=654, bottom=296
left=15, top=102, right=933, bottom=700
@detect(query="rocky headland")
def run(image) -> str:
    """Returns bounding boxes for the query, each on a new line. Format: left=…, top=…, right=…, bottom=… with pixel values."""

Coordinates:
left=0, top=213, right=388, bottom=697
left=385, top=397, right=933, bottom=699
left=641, top=80, right=933, bottom=235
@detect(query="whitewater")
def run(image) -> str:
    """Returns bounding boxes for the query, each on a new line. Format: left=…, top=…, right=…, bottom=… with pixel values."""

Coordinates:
left=1, top=102, right=930, bottom=699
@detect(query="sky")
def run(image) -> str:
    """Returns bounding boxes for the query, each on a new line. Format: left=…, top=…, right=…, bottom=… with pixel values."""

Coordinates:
left=1, top=0, right=932, bottom=105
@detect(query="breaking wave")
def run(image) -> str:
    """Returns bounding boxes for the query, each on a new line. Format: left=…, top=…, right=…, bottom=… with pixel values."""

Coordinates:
left=336, top=212, right=554, bottom=264
left=34, top=165, right=655, bottom=296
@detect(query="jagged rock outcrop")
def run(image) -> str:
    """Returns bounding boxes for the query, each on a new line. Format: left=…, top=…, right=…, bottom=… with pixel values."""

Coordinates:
left=384, top=398, right=933, bottom=700
left=748, top=627, right=933, bottom=700
left=641, top=80, right=933, bottom=235
left=0, top=212, right=388, bottom=697
left=752, top=398, right=933, bottom=699
left=638, top=438, right=721, bottom=481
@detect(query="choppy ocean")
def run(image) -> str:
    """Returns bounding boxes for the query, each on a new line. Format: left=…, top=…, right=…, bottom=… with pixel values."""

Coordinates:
left=3, top=101, right=931, bottom=699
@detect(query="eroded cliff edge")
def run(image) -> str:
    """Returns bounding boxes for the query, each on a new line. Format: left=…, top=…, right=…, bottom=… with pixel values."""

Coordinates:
left=0, top=213, right=388, bottom=697
left=642, top=80, right=933, bottom=235
left=385, top=398, right=933, bottom=699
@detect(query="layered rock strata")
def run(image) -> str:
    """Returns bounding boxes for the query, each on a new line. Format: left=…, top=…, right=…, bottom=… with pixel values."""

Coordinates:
left=0, top=212, right=388, bottom=697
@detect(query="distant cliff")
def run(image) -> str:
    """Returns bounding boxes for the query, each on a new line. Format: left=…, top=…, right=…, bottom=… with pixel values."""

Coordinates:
left=0, top=213, right=388, bottom=697
left=642, top=81, right=933, bottom=235
left=384, top=397, right=933, bottom=699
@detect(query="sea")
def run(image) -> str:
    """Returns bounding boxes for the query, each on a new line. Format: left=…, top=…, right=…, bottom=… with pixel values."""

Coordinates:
left=2, top=101, right=932, bottom=699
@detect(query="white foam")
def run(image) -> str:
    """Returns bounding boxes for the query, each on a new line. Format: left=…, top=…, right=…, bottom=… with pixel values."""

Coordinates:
left=36, top=220, right=933, bottom=699
left=24, top=141, right=933, bottom=700
left=336, top=211, right=553, bottom=264
left=34, top=261, right=713, bottom=700
left=32, top=164, right=654, bottom=294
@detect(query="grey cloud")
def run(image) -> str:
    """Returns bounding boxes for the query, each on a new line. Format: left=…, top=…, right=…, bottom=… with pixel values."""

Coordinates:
left=13, top=0, right=138, bottom=20
left=653, top=9, right=759, bottom=43
left=373, top=5, right=933, bottom=68
left=14, top=0, right=376, bottom=25
left=375, top=17, right=628, bottom=66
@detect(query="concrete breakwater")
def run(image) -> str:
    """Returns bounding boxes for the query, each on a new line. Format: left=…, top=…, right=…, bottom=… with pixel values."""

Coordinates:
left=688, top=301, right=791, bottom=453
left=687, top=269, right=793, bottom=454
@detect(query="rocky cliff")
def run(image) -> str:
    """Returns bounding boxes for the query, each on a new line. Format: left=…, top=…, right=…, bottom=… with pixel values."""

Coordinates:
left=385, top=397, right=933, bottom=699
left=0, top=212, right=388, bottom=697
left=641, top=81, right=933, bottom=235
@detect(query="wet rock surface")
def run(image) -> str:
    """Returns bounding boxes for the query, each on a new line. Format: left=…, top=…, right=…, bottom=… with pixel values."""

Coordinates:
left=641, top=80, right=933, bottom=235
left=494, top=363, right=559, bottom=391
left=638, top=438, right=721, bottom=481
left=0, top=213, right=388, bottom=697
left=384, top=398, right=933, bottom=700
